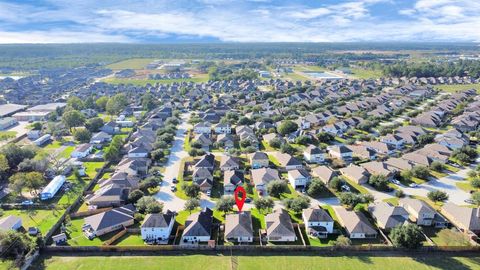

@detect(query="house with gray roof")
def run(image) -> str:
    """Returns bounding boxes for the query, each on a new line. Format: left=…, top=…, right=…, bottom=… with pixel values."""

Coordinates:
left=399, top=198, right=448, bottom=228
left=141, top=213, right=175, bottom=243
left=441, top=203, right=480, bottom=234
left=225, top=211, right=253, bottom=243
left=265, top=209, right=296, bottom=242
left=84, top=204, right=135, bottom=237
left=182, top=208, right=213, bottom=244
left=368, top=202, right=409, bottom=230
left=335, top=207, right=377, bottom=239
left=303, top=207, right=334, bottom=238
left=251, top=168, right=280, bottom=195
left=0, top=215, right=22, bottom=231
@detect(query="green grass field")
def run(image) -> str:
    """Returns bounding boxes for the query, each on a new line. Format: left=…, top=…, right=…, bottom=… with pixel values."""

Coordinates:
left=350, top=68, right=384, bottom=79
left=29, top=255, right=480, bottom=270
left=435, top=83, right=480, bottom=93
left=106, top=58, right=156, bottom=70
left=102, top=75, right=209, bottom=86
left=0, top=130, right=17, bottom=141
left=1, top=208, right=63, bottom=235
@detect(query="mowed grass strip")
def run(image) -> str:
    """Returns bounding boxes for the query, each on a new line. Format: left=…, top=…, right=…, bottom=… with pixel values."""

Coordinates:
left=31, top=255, right=480, bottom=270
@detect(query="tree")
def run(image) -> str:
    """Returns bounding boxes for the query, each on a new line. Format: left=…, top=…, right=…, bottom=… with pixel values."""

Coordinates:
left=329, top=176, right=343, bottom=191
left=334, top=235, right=352, bottom=247
left=31, top=122, right=42, bottom=130
left=430, top=161, right=445, bottom=172
left=411, top=166, right=430, bottom=180
left=452, top=146, right=478, bottom=165
left=73, top=128, right=92, bottom=143
left=307, top=178, right=326, bottom=197
left=67, top=96, right=85, bottom=111
left=269, top=138, right=282, bottom=149
left=184, top=198, right=200, bottom=213
left=295, top=135, right=311, bottom=146
left=95, top=96, right=109, bottom=111
left=471, top=178, right=480, bottom=189
left=316, top=132, right=334, bottom=143
left=183, top=183, right=201, bottom=198
left=284, top=196, right=310, bottom=213
left=141, top=92, right=157, bottom=111
left=0, top=154, right=9, bottom=179
left=266, top=180, right=288, bottom=197
left=254, top=197, right=274, bottom=213
left=417, top=134, right=434, bottom=145
left=277, top=120, right=298, bottom=136
left=128, top=189, right=144, bottom=203
left=135, top=196, right=163, bottom=214
left=368, top=174, right=390, bottom=191
left=389, top=224, right=424, bottom=249
left=24, top=171, right=45, bottom=193
left=0, top=230, right=35, bottom=262
left=104, top=136, right=124, bottom=162
left=471, top=192, right=480, bottom=206
left=427, top=190, right=449, bottom=202
left=85, top=117, right=104, bottom=132
left=61, top=110, right=85, bottom=130
left=280, top=143, right=295, bottom=155
left=216, top=196, right=236, bottom=215
left=106, top=93, right=128, bottom=115
left=1, top=144, right=36, bottom=168
left=138, top=176, right=161, bottom=192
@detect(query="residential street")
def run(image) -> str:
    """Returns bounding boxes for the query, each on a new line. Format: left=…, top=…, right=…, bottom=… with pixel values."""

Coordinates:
left=153, top=113, right=190, bottom=211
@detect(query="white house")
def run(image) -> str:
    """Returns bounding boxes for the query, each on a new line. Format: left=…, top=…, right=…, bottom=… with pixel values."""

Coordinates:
left=303, top=207, right=334, bottom=238
left=193, top=122, right=211, bottom=134
left=40, top=175, right=66, bottom=200
left=303, top=145, right=325, bottom=163
left=380, top=134, right=404, bottom=149
left=213, top=123, right=231, bottom=134
left=141, top=213, right=175, bottom=243
left=328, top=145, right=353, bottom=161
left=128, top=146, right=149, bottom=158
left=287, top=169, right=311, bottom=189
left=71, top=143, right=93, bottom=159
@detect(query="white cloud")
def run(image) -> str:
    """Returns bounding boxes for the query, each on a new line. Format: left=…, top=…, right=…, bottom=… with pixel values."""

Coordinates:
left=0, top=30, right=131, bottom=43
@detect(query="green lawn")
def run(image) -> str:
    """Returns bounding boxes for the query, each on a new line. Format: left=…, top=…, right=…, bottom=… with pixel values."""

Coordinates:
left=1, top=208, right=63, bottom=235
left=115, top=233, right=144, bottom=246
left=435, top=83, right=480, bottom=93
left=30, top=255, right=480, bottom=270
left=83, top=162, right=105, bottom=179
left=423, top=227, right=471, bottom=247
left=106, top=58, right=156, bottom=70
left=350, top=68, right=383, bottom=79
left=0, top=130, right=17, bottom=141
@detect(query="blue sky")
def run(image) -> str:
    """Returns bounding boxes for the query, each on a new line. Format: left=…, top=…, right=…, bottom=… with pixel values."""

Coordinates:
left=0, top=0, right=479, bottom=43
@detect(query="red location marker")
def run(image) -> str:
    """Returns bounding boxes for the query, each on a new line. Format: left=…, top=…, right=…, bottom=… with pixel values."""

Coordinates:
left=234, top=186, right=247, bottom=212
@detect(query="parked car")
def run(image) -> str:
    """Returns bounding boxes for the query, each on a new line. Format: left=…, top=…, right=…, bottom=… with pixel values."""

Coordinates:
left=409, top=183, right=418, bottom=188
left=172, top=178, right=178, bottom=184
left=206, top=190, right=211, bottom=196
left=341, top=185, right=350, bottom=192
left=465, top=199, right=475, bottom=204
left=245, top=198, right=252, bottom=203
left=390, top=179, right=400, bottom=185
left=170, top=185, right=177, bottom=192
left=21, top=200, right=33, bottom=206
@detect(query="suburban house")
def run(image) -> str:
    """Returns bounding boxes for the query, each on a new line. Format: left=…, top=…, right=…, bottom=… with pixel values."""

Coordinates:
left=225, top=211, right=254, bottom=243
left=71, top=143, right=93, bottom=159
left=192, top=167, right=213, bottom=192
left=401, top=152, right=433, bottom=167
left=385, top=158, right=414, bottom=172
left=302, top=207, right=334, bottom=238
left=328, top=145, right=353, bottom=161
left=0, top=117, right=17, bottom=130
left=303, top=145, right=325, bottom=164
left=361, top=141, right=395, bottom=155
left=441, top=203, right=480, bottom=234
left=380, top=134, right=405, bottom=149
left=0, top=215, right=22, bottom=231
left=265, top=209, right=297, bottom=242
left=216, top=134, right=235, bottom=148
left=360, top=161, right=395, bottom=180
left=101, top=121, right=120, bottom=135
left=141, top=212, right=175, bottom=243
left=182, top=208, right=213, bottom=244
left=335, top=207, right=378, bottom=239
left=193, top=134, right=212, bottom=151
left=276, top=153, right=303, bottom=171
left=346, top=145, right=377, bottom=160
left=84, top=204, right=135, bottom=237
left=399, top=198, right=449, bottom=228
left=339, top=164, right=370, bottom=185
left=90, top=131, right=112, bottom=145
left=220, top=155, right=240, bottom=171
left=223, top=170, right=244, bottom=194
left=251, top=168, right=280, bottom=195
left=193, top=121, right=211, bottom=134
left=213, top=123, right=231, bottom=134
left=194, top=153, right=215, bottom=170
left=311, top=166, right=336, bottom=185
left=368, top=202, right=409, bottom=230
left=248, top=152, right=269, bottom=169
left=287, top=169, right=311, bottom=189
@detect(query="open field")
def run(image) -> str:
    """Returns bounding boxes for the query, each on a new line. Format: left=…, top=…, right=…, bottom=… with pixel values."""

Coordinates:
left=29, top=255, right=480, bottom=270
left=350, top=68, right=383, bottom=79
left=106, top=58, right=156, bottom=70
left=102, top=76, right=209, bottom=86
left=435, top=83, right=480, bottom=93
